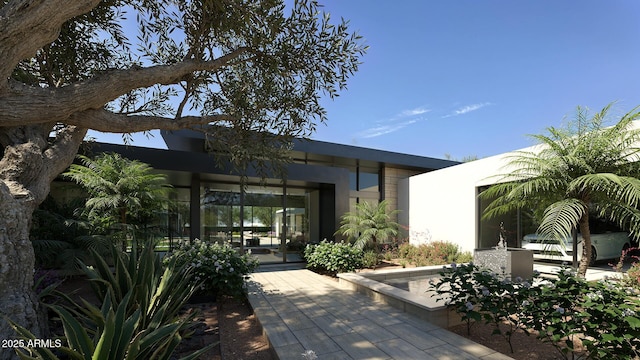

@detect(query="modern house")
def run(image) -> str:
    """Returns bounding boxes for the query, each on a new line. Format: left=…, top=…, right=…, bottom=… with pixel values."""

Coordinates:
left=405, top=149, right=529, bottom=254
left=49, top=130, right=458, bottom=264
left=404, top=135, right=637, bottom=257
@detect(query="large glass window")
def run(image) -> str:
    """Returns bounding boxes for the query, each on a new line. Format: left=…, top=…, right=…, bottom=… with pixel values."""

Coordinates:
left=477, top=186, right=539, bottom=249
left=349, top=167, right=381, bottom=212
left=201, top=187, right=240, bottom=245
left=349, top=172, right=358, bottom=191
left=199, top=184, right=317, bottom=263
left=164, top=188, right=190, bottom=251
left=359, top=171, right=379, bottom=192
left=349, top=168, right=380, bottom=192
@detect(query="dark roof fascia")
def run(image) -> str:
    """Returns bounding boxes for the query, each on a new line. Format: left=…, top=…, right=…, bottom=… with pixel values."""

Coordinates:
left=290, top=138, right=459, bottom=170
left=82, top=141, right=352, bottom=189
left=161, top=129, right=459, bottom=171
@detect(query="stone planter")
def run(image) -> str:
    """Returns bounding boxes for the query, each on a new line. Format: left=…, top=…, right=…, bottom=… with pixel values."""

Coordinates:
left=473, top=248, right=533, bottom=281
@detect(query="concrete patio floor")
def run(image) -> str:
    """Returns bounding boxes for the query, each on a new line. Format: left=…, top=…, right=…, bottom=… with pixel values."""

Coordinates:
left=246, top=265, right=513, bottom=360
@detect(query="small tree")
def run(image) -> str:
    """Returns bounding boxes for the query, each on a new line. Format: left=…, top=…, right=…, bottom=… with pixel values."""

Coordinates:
left=481, top=104, right=640, bottom=276
left=64, top=153, right=171, bottom=249
left=335, top=200, right=399, bottom=251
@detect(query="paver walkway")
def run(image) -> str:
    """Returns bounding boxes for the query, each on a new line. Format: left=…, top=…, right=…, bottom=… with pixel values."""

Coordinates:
left=246, top=267, right=513, bottom=360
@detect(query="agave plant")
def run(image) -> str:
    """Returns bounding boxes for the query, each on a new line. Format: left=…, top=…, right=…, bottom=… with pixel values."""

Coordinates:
left=10, top=291, right=212, bottom=360
left=9, top=241, right=212, bottom=359
left=79, top=242, right=201, bottom=330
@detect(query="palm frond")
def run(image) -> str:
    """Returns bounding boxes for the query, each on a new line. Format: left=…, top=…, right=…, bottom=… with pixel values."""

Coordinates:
left=537, top=199, right=586, bottom=240
left=31, top=239, right=72, bottom=252
left=595, top=202, right=640, bottom=241
left=614, top=176, right=640, bottom=209
left=568, top=173, right=622, bottom=195
left=481, top=177, right=562, bottom=220
left=335, top=200, right=399, bottom=250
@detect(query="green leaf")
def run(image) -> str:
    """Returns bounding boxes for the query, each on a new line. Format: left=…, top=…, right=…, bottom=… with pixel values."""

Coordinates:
left=51, top=306, right=95, bottom=359
left=626, top=316, right=640, bottom=329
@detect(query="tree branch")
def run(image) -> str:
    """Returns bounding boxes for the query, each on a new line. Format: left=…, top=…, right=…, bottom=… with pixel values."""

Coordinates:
left=0, top=0, right=101, bottom=92
left=0, top=48, right=249, bottom=127
left=66, top=109, right=236, bottom=133
left=42, top=125, right=87, bottom=184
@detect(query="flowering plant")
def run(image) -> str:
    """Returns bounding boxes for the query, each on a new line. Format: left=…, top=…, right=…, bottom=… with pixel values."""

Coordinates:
left=304, top=240, right=363, bottom=275
left=433, top=263, right=640, bottom=358
left=164, top=239, right=259, bottom=298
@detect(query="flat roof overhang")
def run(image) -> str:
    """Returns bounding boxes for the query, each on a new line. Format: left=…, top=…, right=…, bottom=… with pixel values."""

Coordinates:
left=160, top=129, right=459, bottom=172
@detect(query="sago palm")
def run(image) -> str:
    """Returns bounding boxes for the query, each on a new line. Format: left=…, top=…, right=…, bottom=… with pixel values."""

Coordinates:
left=335, top=200, right=400, bottom=251
left=481, top=103, right=640, bottom=276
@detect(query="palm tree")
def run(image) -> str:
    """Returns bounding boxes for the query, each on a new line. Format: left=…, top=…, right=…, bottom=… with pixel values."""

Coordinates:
left=64, top=153, right=171, bottom=249
left=335, top=200, right=400, bottom=251
left=481, top=104, right=640, bottom=276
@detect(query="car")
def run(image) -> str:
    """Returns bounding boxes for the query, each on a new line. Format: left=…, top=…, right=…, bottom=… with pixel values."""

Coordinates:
left=521, top=231, right=631, bottom=266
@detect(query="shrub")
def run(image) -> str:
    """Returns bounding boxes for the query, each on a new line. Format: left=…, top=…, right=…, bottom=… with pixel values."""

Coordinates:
left=616, top=247, right=640, bottom=289
left=397, top=241, right=472, bottom=266
left=362, top=250, right=380, bottom=268
left=398, top=242, right=417, bottom=259
left=432, top=264, right=640, bottom=358
left=380, top=240, right=406, bottom=261
left=304, top=240, right=363, bottom=275
left=165, top=239, right=259, bottom=298
left=626, top=262, right=640, bottom=288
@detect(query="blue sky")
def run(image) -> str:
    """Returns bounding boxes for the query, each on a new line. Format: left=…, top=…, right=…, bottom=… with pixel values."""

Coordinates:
left=92, top=0, right=640, bottom=160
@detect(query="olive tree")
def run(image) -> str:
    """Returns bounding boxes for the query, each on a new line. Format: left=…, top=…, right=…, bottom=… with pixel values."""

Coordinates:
left=0, top=0, right=366, bottom=350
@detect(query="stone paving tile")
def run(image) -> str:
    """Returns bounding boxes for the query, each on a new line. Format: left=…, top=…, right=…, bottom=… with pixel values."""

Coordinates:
left=479, top=351, right=517, bottom=360
left=292, top=303, right=331, bottom=318
left=375, top=338, right=438, bottom=359
left=278, top=309, right=316, bottom=331
left=345, top=318, right=397, bottom=343
left=260, top=322, right=299, bottom=348
left=293, top=327, right=342, bottom=355
left=428, top=328, right=497, bottom=358
left=331, top=332, right=391, bottom=360
left=251, top=310, right=281, bottom=325
left=395, top=312, right=441, bottom=332
left=360, top=307, right=406, bottom=326
left=271, top=342, right=306, bottom=359
left=311, top=314, right=354, bottom=336
left=428, top=343, right=488, bottom=360
left=265, top=296, right=298, bottom=313
left=329, top=306, right=367, bottom=322
left=314, top=350, right=354, bottom=360
left=247, top=269, right=514, bottom=360
left=386, top=322, right=447, bottom=350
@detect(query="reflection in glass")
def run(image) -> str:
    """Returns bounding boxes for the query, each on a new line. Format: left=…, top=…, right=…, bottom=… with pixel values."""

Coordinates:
left=199, top=185, right=314, bottom=263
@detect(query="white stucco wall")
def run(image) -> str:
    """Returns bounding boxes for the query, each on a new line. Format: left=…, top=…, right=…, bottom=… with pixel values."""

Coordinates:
left=407, top=148, right=532, bottom=253
left=408, top=120, right=640, bottom=253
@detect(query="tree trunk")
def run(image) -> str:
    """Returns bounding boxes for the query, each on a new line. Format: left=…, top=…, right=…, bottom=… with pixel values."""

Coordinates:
left=577, top=213, right=592, bottom=277
left=0, top=184, right=41, bottom=360
left=0, top=125, right=85, bottom=360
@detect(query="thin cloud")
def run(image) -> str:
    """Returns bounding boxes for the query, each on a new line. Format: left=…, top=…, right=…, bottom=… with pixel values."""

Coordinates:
left=400, top=107, right=430, bottom=117
left=359, top=119, right=417, bottom=138
left=358, top=106, right=429, bottom=139
left=445, top=102, right=492, bottom=117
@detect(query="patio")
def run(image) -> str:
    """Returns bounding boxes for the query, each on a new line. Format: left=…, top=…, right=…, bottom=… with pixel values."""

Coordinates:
left=246, top=265, right=513, bottom=360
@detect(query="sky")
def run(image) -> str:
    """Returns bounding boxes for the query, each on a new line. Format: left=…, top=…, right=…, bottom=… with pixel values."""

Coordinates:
left=91, top=0, right=640, bottom=160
